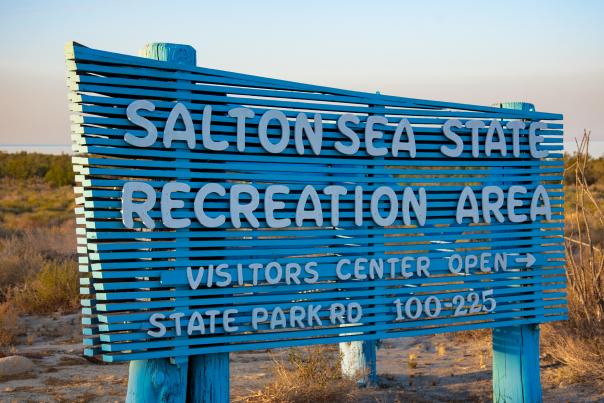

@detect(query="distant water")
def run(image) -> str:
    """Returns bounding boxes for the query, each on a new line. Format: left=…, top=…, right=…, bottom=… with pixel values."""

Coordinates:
left=0, top=144, right=72, bottom=155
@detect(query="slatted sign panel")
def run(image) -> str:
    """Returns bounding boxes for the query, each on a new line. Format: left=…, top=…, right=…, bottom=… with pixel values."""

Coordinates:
left=65, top=42, right=566, bottom=362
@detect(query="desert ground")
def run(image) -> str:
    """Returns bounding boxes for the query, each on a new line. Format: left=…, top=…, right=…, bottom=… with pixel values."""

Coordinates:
left=1, top=145, right=604, bottom=402
left=1, top=313, right=603, bottom=402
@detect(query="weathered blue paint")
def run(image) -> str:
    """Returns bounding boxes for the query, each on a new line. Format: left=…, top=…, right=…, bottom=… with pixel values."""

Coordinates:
left=124, top=42, right=230, bottom=403
left=66, top=44, right=563, bottom=119
left=126, top=359, right=188, bottom=403
left=124, top=41, right=192, bottom=403
left=65, top=42, right=566, bottom=366
left=188, top=353, right=230, bottom=402
left=493, top=325, right=541, bottom=402
left=340, top=340, right=378, bottom=386
left=491, top=101, right=542, bottom=403
left=139, top=42, right=196, bottom=66
left=339, top=100, right=383, bottom=386
left=160, top=41, right=228, bottom=402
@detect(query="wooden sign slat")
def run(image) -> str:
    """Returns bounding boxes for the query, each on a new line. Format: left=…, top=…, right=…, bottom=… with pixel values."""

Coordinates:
left=66, top=42, right=566, bottom=363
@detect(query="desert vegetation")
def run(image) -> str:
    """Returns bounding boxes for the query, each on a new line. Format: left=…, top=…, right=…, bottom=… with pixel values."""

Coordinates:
left=0, top=152, right=77, bottom=347
left=542, top=133, right=604, bottom=383
left=247, top=132, right=604, bottom=401
left=0, top=152, right=73, bottom=188
left=0, top=139, right=604, bottom=400
left=239, top=346, right=359, bottom=403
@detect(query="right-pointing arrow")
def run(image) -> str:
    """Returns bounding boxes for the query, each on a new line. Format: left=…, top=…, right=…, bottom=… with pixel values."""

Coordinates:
left=515, top=253, right=536, bottom=268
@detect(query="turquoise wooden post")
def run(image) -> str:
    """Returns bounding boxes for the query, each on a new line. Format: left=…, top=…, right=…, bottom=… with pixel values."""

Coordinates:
left=492, top=101, right=542, bottom=403
left=127, top=359, right=188, bottom=402
left=66, top=41, right=565, bottom=401
left=189, top=354, right=230, bottom=401
left=493, top=325, right=541, bottom=402
left=126, top=42, right=230, bottom=403
left=339, top=96, right=381, bottom=387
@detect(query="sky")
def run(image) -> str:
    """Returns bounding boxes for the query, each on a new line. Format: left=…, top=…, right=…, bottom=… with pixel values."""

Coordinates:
left=0, top=0, right=602, bottom=155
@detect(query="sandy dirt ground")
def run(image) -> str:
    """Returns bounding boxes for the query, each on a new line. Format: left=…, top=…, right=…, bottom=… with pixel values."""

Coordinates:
left=1, top=314, right=603, bottom=402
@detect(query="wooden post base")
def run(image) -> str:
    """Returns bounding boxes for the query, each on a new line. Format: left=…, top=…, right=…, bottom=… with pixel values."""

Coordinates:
left=126, top=42, right=231, bottom=403
left=340, top=340, right=378, bottom=386
left=188, top=353, right=230, bottom=402
left=126, top=359, right=188, bottom=403
left=492, top=325, right=542, bottom=403
left=491, top=101, right=542, bottom=403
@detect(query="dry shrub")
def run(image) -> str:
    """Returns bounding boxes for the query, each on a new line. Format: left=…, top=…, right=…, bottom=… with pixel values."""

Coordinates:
left=24, top=221, right=77, bottom=259
left=240, top=345, right=358, bottom=403
left=0, top=222, right=76, bottom=298
left=0, top=179, right=78, bottom=347
left=543, top=132, right=604, bottom=381
left=0, top=302, right=18, bottom=346
left=451, top=328, right=491, bottom=343
left=7, top=260, right=79, bottom=315
left=0, top=225, right=79, bottom=347
left=563, top=136, right=604, bottom=325
left=542, top=325, right=604, bottom=383
left=0, top=231, right=49, bottom=295
left=0, top=236, right=44, bottom=297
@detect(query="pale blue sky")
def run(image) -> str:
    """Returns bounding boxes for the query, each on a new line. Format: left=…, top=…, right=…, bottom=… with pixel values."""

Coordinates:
left=0, top=1, right=602, bottom=154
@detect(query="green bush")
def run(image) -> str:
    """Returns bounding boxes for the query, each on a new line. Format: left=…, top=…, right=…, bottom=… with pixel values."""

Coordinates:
left=0, top=152, right=74, bottom=187
left=564, top=153, right=604, bottom=186
left=44, top=157, right=74, bottom=187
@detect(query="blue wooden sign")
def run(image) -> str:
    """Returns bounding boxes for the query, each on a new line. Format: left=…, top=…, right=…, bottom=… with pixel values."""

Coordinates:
left=66, top=42, right=566, bottom=364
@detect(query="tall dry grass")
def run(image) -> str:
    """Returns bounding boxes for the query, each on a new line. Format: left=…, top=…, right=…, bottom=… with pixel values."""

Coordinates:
left=0, top=303, right=18, bottom=346
left=0, top=181, right=79, bottom=347
left=239, top=345, right=358, bottom=403
left=0, top=179, right=74, bottom=230
left=0, top=222, right=76, bottom=296
left=543, top=132, right=604, bottom=381
left=4, top=260, right=80, bottom=315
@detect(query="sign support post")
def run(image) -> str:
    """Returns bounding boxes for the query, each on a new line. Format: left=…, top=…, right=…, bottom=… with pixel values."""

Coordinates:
left=188, top=354, right=230, bottom=402
left=340, top=340, right=377, bottom=385
left=66, top=42, right=564, bottom=403
left=126, top=359, right=188, bottom=402
left=491, top=102, right=542, bottom=403
left=493, top=324, right=541, bottom=402
left=125, top=42, right=230, bottom=403
left=340, top=97, right=384, bottom=386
